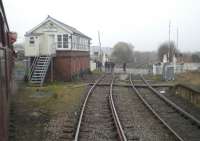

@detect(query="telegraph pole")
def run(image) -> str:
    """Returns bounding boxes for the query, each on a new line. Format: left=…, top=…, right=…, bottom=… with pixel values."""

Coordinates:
left=168, top=20, right=171, bottom=62
left=98, top=31, right=102, bottom=62
left=176, top=27, right=179, bottom=50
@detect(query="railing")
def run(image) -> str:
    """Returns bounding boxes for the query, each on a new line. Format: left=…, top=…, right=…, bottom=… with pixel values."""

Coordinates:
left=28, top=56, right=39, bottom=80
left=40, top=56, right=51, bottom=86
left=54, top=41, right=89, bottom=51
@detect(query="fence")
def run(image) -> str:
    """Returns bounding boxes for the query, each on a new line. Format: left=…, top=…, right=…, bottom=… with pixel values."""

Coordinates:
left=153, top=63, right=200, bottom=75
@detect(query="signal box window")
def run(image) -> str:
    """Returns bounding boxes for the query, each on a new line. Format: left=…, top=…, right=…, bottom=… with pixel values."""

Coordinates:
left=29, top=37, right=35, bottom=44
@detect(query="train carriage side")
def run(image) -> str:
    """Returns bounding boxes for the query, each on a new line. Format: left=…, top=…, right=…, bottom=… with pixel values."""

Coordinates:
left=0, top=1, right=16, bottom=141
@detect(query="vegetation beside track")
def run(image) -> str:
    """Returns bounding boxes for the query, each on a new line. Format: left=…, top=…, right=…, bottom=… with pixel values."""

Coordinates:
left=147, top=71, right=200, bottom=91
left=146, top=71, right=200, bottom=108
left=10, top=81, right=85, bottom=141
left=175, top=71, right=200, bottom=91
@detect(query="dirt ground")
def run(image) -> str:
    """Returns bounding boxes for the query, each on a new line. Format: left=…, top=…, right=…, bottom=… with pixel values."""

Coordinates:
left=9, top=73, right=101, bottom=141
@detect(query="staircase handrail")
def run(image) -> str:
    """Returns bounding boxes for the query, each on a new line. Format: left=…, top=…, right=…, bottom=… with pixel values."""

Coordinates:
left=40, top=56, right=52, bottom=86
left=28, top=56, right=39, bottom=80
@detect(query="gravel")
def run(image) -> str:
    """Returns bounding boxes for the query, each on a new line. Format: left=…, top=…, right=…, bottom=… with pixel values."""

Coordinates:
left=113, top=86, right=177, bottom=141
left=138, top=88, right=200, bottom=141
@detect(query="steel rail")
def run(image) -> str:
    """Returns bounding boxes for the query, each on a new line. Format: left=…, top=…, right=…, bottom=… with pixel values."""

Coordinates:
left=109, top=74, right=127, bottom=141
left=88, top=83, right=173, bottom=87
left=74, top=74, right=105, bottom=141
left=129, top=74, right=184, bottom=141
left=140, top=74, right=200, bottom=128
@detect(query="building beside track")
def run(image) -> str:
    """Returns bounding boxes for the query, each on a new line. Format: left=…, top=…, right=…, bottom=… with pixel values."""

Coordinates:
left=0, top=1, right=16, bottom=140
left=24, top=16, right=91, bottom=84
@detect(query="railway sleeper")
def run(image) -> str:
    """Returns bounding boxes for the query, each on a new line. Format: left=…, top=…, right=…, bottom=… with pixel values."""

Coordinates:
left=62, top=128, right=74, bottom=133
left=126, top=134, right=140, bottom=141
left=59, top=133, right=74, bottom=140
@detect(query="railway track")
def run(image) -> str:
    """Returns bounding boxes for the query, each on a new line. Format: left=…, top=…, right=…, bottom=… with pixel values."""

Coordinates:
left=60, top=73, right=200, bottom=141
left=74, top=74, right=127, bottom=141
left=130, top=74, right=200, bottom=141
left=113, top=74, right=178, bottom=141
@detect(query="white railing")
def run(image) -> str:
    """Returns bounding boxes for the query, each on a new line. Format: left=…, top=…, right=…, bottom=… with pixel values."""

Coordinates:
left=40, top=56, right=51, bottom=86
left=28, top=56, right=39, bottom=80
left=54, top=41, right=89, bottom=51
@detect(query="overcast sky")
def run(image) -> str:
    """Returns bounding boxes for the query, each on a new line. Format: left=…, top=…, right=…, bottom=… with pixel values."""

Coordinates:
left=3, top=0, right=200, bottom=52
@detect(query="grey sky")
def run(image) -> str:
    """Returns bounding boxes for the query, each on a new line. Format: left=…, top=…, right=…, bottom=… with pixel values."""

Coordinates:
left=3, top=0, right=200, bottom=52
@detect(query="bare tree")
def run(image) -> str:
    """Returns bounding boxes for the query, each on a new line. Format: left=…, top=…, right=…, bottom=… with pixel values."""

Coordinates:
left=131, top=51, right=157, bottom=68
left=14, top=43, right=25, bottom=60
left=158, top=41, right=179, bottom=62
left=192, top=52, right=200, bottom=62
left=111, top=42, right=134, bottom=64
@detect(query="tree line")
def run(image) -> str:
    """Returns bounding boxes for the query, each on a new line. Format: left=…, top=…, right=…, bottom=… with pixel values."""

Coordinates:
left=111, top=41, right=200, bottom=68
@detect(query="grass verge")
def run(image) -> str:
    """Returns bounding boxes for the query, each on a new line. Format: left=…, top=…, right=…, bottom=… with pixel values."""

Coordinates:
left=11, top=81, right=85, bottom=141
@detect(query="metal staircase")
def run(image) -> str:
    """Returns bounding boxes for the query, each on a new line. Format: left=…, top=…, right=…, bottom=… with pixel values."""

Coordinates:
left=29, top=56, right=51, bottom=86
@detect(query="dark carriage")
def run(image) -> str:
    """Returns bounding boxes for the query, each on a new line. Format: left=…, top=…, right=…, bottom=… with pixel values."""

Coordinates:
left=0, top=1, right=16, bottom=140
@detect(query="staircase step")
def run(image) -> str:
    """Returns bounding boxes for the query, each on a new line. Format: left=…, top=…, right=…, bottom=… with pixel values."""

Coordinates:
left=36, top=65, right=47, bottom=67
left=35, top=67, right=46, bottom=69
left=32, top=75, right=43, bottom=77
left=29, top=56, right=51, bottom=86
left=34, top=70, right=46, bottom=72
left=38, top=59, right=49, bottom=61
left=32, top=75, right=42, bottom=78
left=37, top=62, right=47, bottom=65
left=40, top=56, right=49, bottom=57
left=35, top=65, right=45, bottom=70
left=32, top=74, right=44, bottom=76
left=32, top=74, right=43, bottom=77
left=30, top=81, right=41, bottom=84
left=31, top=76, right=42, bottom=80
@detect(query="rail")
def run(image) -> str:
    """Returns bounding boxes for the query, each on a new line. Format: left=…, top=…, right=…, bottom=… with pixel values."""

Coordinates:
left=129, top=74, right=184, bottom=141
left=88, top=83, right=173, bottom=87
left=109, top=74, right=127, bottom=141
left=140, top=74, right=200, bottom=127
left=74, top=74, right=105, bottom=141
